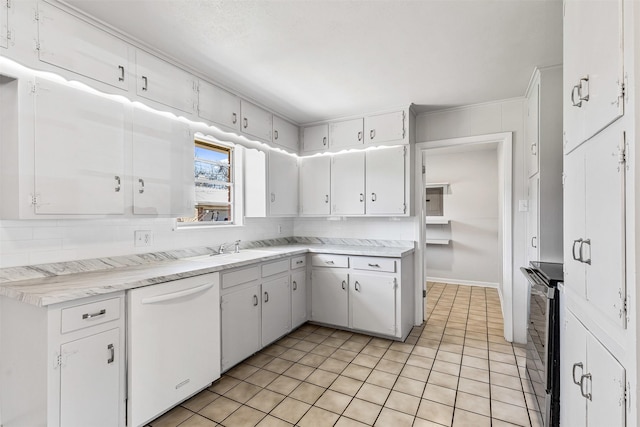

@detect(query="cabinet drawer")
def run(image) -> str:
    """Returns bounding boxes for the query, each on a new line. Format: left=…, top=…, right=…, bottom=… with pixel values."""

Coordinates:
left=61, top=297, right=121, bottom=334
left=222, top=266, right=260, bottom=289
left=351, top=257, right=396, bottom=273
left=291, top=256, right=306, bottom=270
left=262, top=259, right=290, bottom=278
left=311, top=254, right=349, bottom=268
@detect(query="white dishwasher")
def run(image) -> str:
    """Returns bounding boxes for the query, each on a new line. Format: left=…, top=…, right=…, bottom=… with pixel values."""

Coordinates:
left=127, top=273, right=220, bottom=427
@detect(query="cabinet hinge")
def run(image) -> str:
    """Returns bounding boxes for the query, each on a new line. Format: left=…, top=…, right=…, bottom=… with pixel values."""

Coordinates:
left=53, top=352, right=62, bottom=369
left=34, top=9, right=39, bottom=20
left=422, top=289, right=427, bottom=298
left=30, top=194, right=38, bottom=205
left=618, top=133, right=627, bottom=171
left=422, top=165, right=425, bottom=174
left=6, top=0, right=11, bottom=8
left=625, top=382, right=631, bottom=410
left=34, top=40, right=41, bottom=51
left=402, top=203, right=406, bottom=214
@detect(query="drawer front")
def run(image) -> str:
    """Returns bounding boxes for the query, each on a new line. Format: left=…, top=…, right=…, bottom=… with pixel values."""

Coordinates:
left=222, top=266, right=260, bottom=289
left=262, top=259, right=290, bottom=278
left=61, top=297, right=121, bottom=334
left=311, top=254, right=349, bottom=268
left=290, top=256, right=306, bottom=270
left=351, top=257, right=396, bottom=273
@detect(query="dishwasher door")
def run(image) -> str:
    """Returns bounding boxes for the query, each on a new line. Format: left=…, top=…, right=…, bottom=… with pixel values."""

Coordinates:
left=127, top=273, right=220, bottom=427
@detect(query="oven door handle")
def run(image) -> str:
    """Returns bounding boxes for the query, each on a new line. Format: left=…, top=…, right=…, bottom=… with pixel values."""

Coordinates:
left=572, top=362, right=584, bottom=386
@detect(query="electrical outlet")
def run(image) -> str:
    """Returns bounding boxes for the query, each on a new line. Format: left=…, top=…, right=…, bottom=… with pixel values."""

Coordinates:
left=134, top=230, right=153, bottom=247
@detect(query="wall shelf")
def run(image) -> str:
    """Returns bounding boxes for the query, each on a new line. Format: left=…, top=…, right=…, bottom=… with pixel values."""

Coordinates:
left=425, top=217, right=450, bottom=225
left=426, top=239, right=451, bottom=245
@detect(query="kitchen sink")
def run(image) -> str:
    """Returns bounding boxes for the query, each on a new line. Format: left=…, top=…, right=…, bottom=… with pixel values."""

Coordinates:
left=182, top=250, right=275, bottom=264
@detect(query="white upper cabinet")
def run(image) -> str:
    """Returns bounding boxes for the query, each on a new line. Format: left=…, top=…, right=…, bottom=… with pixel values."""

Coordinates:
left=268, top=150, right=298, bottom=216
left=240, top=100, right=272, bottom=142
left=331, top=152, right=365, bottom=215
left=37, top=2, right=129, bottom=91
left=197, top=80, right=240, bottom=131
left=244, top=148, right=267, bottom=217
left=272, top=115, right=299, bottom=153
left=364, top=110, right=406, bottom=145
left=563, top=0, right=624, bottom=153
left=33, top=78, right=125, bottom=215
left=366, top=146, right=407, bottom=215
left=330, top=118, right=363, bottom=149
left=1, top=0, right=9, bottom=48
left=135, top=50, right=197, bottom=115
left=303, top=124, right=329, bottom=152
left=300, top=156, right=330, bottom=215
left=132, top=107, right=194, bottom=216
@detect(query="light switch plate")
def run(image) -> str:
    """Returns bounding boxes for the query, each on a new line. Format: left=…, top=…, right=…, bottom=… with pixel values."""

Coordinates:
left=135, top=230, right=153, bottom=247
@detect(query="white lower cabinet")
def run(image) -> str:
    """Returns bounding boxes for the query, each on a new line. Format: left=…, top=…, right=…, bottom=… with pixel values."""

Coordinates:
left=0, top=293, right=126, bottom=427
left=262, top=273, right=292, bottom=346
left=311, top=267, right=349, bottom=328
left=561, top=310, right=626, bottom=427
left=350, top=272, right=396, bottom=337
left=291, top=267, right=308, bottom=328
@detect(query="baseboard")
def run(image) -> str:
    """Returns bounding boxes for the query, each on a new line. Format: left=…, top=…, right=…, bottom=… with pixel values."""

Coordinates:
left=426, top=277, right=499, bottom=289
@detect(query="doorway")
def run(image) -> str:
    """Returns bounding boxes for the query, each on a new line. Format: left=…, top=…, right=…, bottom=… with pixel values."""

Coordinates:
left=413, top=132, right=513, bottom=340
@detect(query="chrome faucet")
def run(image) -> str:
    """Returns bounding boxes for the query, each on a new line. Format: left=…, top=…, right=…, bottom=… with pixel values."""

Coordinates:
left=218, top=240, right=241, bottom=254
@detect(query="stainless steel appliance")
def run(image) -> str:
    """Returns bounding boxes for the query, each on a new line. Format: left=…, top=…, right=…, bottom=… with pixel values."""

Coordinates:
left=521, top=261, right=562, bottom=427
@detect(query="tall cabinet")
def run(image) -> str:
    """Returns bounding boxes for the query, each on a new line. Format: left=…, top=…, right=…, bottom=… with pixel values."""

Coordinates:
left=525, top=66, right=563, bottom=264
left=561, top=0, right=634, bottom=425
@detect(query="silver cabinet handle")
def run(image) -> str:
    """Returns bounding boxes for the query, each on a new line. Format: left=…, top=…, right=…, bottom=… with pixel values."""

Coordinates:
left=118, top=65, right=125, bottom=82
left=359, top=193, right=364, bottom=202
left=341, top=280, right=346, bottom=290
left=322, top=136, right=327, bottom=146
left=579, top=77, right=590, bottom=103
left=141, top=76, right=148, bottom=91
left=296, top=260, right=304, bottom=265
left=357, top=131, right=363, bottom=141
left=579, top=373, right=592, bottom=400
left=370, top=129, right=375, bottom=140
left=243, top=117, right=248, bottom=129
left=531, top=236, right=537, bottom=248
left=253, top=295, right=259, bottom=306
left=264, top=291, right=269, bottom=303
left=368, top=263, right=380, bottom=268
left=274, top=130, right=279, bottom=140
left=572, top=239, right=583, bottom=261
left=270, top=193, right=275, bottom=203
left=114, top=176, right=121, bottom=192
left=138, top=178, right=145, bottom=194
left=82, top=309, right=106, bottom=320
left=232, top=112, right=237, bottom=124
left=572, top=362, right=583, bottom=386
left=325, top=260, right=335, bottom=265
left=325, top=194, right=329, bottom=203
left=531, top=143, right=537, bottom=155
left=107, top=344, right=115, bottom=364
left=580, top=239, right=591, bottom=265
left=371, top=193, right=377, bottom=202
left=293, top=281, right=297, bottom=291
left=354, top=281, right=361, bottom=292
left=571, top=84, right=582, bottom=107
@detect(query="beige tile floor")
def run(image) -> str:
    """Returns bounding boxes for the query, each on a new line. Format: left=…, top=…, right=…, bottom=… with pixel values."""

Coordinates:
left=148, top=283, right=544, bottom=427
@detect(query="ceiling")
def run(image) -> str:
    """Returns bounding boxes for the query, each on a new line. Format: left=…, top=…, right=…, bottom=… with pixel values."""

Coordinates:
left=64, top=0, right=563, bottom=124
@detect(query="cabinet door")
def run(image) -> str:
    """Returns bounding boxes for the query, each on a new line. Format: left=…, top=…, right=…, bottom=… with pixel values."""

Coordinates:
left=60, top=328, right=121, bottom=427
left=364, top=111, right=405, bottom=144
left=38, top=2, right=128, bottom=90
left=132, top=108, right=194, bottom=216
left=262, top=276, right=292, bottom=346
left=366, top=146, right=406, bottom=215
left=273, top=116, right=299, bottom=152
left=221, top=285, right=261, bottom=371
left=563, top=0, right=624, bottom=153
left=310, top=269, right=348, bottom=327
left=268, top=151, right=298, bottom=216
left=527, top=175, right=539, bottom=263
left=291, top=270, right=307, bottom=328
left=561, top=312, right=588, bottom=427
left=584, top=131, right=626, bottom=327
left=0, top=0, right=7, bottom=48
left=586, top=332, right=626, bottom=427
left=526, top=81, right=540, bottom=177
left=331, top=152, right=365, bottom=215
left=198, top=80, right=240, bottom=131
left=303, top=124, right=329, bottom=152
left=300, top=156, right=330, bottom=215
left=244, top=148, right=267, bottom=217
left=241, top=100, right=272, bottom=142
left=34, top=79, right=125, bottom=215
left=350, top=272, right=396, bottom=336
left=136, top=50, right=197, bottom=114
left=330, top=118, right=363, bottom=149
left=563, top=149, right=586, bottom=299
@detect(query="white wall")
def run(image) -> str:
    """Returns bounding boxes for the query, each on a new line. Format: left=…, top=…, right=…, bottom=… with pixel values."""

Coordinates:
left=417, top=98, right=527, bottom=343
left=424, top=148, right=500, bottom=286
left=0, top=217, right=293, bottom=268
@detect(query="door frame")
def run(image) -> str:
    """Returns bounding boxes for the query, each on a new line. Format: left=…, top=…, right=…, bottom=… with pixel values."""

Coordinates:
left=413, top=132, right=513, bottom=341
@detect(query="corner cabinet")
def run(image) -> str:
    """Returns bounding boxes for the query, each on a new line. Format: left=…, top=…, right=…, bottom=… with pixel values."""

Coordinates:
left=0, top=293, right=126, bottom=427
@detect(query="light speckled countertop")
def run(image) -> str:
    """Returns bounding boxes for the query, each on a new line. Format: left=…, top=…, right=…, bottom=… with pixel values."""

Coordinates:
left=0, top=243, right=414, bottom=307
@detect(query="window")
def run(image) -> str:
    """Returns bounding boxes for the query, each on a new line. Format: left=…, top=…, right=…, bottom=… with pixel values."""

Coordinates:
left=178, top=140, right=234, bottom=224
